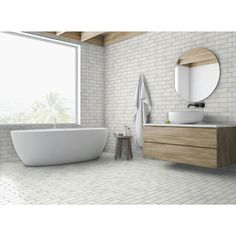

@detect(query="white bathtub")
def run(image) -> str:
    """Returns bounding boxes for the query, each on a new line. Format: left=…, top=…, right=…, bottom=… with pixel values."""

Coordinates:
left=11, top=128, right=108, bottom=166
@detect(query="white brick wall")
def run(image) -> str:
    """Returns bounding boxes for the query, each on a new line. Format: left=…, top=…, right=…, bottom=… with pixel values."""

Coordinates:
left=104, top=32, right=236, bottom=156
left=2, top=32, right=236, bottom=161
left=0, top=43, right=104, bottom=162
left=81, top=44, right=104, bottom=127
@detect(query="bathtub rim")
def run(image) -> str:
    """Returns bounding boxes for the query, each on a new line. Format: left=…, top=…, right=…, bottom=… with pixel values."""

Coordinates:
left=10, top=127, right=108, bottom=133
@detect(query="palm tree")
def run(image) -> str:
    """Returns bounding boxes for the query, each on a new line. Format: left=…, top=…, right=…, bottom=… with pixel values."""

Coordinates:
left=30, top=92, right=71, bottom=123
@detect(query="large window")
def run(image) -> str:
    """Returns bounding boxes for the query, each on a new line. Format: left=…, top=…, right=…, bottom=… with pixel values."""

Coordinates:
left=0, top=32, right=80, bottom=124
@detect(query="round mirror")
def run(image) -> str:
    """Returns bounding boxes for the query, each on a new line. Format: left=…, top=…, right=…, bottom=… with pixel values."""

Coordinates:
left=175, top=48, right=220, bottom=102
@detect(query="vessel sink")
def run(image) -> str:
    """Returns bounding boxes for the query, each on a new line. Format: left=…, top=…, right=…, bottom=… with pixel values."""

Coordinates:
left=168, top=111, right=204, bottom=124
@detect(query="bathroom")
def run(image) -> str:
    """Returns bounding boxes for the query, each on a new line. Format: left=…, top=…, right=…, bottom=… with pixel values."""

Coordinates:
left=1, top=2, right=236, bottom=234
left=1, top=30, right=236, bottom=199
left=3, top=32, right=235, bottom=162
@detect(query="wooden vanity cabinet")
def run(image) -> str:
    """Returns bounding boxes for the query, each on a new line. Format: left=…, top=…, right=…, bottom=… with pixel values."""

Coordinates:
left=143, top=126, right=236, bottom=168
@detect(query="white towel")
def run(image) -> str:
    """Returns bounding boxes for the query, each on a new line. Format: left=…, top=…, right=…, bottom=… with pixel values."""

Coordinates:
left=134, top=73, right=152, bottom=148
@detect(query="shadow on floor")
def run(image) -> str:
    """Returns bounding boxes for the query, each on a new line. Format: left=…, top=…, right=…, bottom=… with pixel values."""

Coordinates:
left=165, top=162, right=236, bottom=176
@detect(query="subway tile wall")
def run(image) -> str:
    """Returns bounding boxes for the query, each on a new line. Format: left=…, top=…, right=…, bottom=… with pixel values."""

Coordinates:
left=0, top=43, right=104, bottom=162
left=1, top=32, right=236, bottom=161
left=104, top=32, right=236, bottom=156
left=80, top=43, right=104, bottom=127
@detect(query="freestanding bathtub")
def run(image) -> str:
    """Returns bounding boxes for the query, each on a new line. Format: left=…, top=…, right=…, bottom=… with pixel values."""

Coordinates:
left=11, top=128, right=108, bottom=166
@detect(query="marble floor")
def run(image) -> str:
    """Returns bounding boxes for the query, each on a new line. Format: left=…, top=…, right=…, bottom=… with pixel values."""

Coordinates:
left=1, top=153, right=236, bottom=204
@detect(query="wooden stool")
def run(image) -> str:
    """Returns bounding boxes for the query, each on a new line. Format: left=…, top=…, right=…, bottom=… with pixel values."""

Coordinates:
left=115, top=136, right=133, bottom=160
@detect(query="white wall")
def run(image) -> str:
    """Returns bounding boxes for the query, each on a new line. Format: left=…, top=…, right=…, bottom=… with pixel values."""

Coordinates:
left=104, top=32, right=236, bottom=156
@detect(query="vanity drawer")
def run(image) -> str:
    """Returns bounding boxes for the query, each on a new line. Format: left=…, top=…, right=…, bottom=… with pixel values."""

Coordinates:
left=143, top=126, right=217, bottom=148
left=144, top=142, right=217, bottom=168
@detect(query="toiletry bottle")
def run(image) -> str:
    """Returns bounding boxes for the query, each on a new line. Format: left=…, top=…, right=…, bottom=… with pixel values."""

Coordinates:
left=127, top=128, right=131, bottom=136
left=124, top=125, right=128, bottom=136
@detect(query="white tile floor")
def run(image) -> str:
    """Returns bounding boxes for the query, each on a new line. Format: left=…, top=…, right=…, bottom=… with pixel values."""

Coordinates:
left=1, top=153, right=236, bottom=204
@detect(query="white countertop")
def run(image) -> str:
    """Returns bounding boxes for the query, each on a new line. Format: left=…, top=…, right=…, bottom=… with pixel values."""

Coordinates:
left=144, top=123, right=236, bottom=128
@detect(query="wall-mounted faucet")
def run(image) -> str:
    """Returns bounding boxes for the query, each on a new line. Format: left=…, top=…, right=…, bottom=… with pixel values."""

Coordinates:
left=187, top=103, right=205, bottom=108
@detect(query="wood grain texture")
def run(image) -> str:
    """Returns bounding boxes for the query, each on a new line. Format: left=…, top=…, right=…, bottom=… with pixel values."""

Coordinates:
left=177, top=48, right=219, bottom=67
left=103, top=32, right=143, bottom=46
left=39, top=32, right=143, bottom=47
left=217, top=127, right=236, bottom=167
left=56, top=31, right=66, bottom=36
left=85, top=35, right=104, bottom=47
left=143, top=126, right=236, bottom=168
left=57, top=32, right=81, bottom=40
left=115, top=138, right=123, bottom=160
left=179, top=53, right=215, bottom=65
left=81, top=32, right=105, bottom=41
left=143, top=126, right=217, bottom=148
left=144, top=142, right=217, bottom=168
left=128, top=139, right=133, bottom=159
left=190, top=59, right=218, bottom=67
left=115, top=136, right=133, bottom=160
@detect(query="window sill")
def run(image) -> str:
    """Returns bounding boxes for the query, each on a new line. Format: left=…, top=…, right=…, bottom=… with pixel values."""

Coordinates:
left=0, top=123, right=81, bottom=128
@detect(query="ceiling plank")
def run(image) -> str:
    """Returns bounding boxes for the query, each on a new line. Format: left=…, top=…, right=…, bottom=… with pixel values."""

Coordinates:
left=56, top=31, right=66, bottom=36
left=29, top=31, right=143, bottom=47
left=81, top=32, right=105, bottom=42
left=46, top=32, right=81, bottom=41
left=60, top=32, right=81, bottom=40
left=86, top=35, right=104, bottom=47
left=103, top=32, right=143, bottom=46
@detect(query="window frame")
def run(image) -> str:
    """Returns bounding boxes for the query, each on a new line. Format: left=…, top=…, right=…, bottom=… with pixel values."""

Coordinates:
left=0, top=32, right=81, bottom=125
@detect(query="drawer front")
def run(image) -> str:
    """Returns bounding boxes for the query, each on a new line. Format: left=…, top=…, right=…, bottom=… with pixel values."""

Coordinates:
left=143, top=126, right=217, bottom=148
left=144, top=142, right=217, bottom=168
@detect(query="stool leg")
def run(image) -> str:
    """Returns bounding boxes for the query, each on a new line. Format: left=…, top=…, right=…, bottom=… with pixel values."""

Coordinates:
left=115, top=139, right=120, bottom=160
left=119, top=139, right=122, bottom=158
left=125, top=139, right=129, bottom=160
left=129, top=139, right=133, bottom=159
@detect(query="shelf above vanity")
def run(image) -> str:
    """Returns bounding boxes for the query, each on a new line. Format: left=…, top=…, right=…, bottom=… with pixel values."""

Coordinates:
left=143, top=124, right=236, bottom=168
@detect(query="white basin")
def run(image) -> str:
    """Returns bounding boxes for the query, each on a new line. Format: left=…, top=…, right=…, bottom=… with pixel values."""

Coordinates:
left=168, top=111, right=204, bottom=124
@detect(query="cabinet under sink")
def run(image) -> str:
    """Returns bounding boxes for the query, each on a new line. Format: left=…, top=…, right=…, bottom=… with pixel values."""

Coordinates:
left=143, top=124, right=236, bottom=168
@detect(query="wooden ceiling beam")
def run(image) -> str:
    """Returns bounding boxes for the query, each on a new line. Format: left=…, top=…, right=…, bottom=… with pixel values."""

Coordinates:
left=59, top=32, right=81, bottom=40
left=56, top=31, right=66, bottom=36
left=32, top=32, right=144, bottom=47
left=80, top=32, right=105, bottom=42
left=103, top=32, right=143, bottom=46
left=85, top=35, right=104, bottom=47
